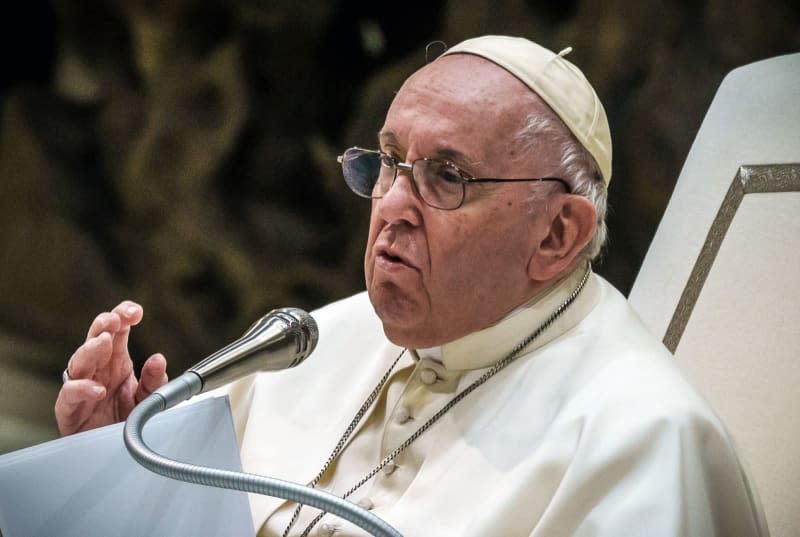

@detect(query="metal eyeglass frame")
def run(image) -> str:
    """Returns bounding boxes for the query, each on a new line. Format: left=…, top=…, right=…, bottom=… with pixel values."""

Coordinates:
left=338, top=147, right=571, bottom=210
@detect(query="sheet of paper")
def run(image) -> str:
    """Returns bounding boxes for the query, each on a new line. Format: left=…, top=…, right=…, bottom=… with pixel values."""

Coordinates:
left=0, top=395, right=254, bottom=537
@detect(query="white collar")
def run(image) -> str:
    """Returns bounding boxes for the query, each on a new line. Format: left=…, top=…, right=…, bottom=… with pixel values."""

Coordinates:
left=412, top=265, right=599, bottom=371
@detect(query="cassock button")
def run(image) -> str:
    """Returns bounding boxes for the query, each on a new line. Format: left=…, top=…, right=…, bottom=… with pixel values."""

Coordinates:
left=319, top=522, right=337, bottom=536
left=383, top=460, right=397, bottom=475
left=395, top=406, right=411, bottom=424
left=357, top=497, right=375, bottom=510
left=420, top=368, right=438, bottom=385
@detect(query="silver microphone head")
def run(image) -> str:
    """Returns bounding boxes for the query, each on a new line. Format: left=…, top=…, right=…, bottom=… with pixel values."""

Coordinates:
left=255, top=307, right=319, bottom=366
left=189, top=307, right=319, bottom=392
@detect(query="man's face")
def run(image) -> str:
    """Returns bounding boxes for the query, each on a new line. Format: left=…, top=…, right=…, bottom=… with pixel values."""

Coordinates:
left=364, top=55, right=563, bottom=348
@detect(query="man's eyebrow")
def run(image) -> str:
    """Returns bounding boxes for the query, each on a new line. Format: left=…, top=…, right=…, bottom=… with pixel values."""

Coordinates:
left=378, top=130, right=480, bottom=166
left=434, top=147, right=472, bottom=164
left=377, top=130, right=481, bottom=170
left=429, top=147, right=483, bottom=173
left=378, top=130, right=399, bottom=146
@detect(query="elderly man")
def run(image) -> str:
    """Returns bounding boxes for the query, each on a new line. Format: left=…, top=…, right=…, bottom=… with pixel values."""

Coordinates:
left=55, top=36, right=766, bottom=536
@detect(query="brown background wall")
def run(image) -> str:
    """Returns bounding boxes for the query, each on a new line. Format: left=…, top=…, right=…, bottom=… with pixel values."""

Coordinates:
left=1, top=0, right=798, bottom=452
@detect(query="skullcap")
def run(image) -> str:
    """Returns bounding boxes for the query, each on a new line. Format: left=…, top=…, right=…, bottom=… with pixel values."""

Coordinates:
left=441, top=35, right=612, bottom=185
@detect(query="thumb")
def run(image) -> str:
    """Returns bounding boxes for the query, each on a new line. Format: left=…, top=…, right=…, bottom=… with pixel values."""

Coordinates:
left=135, top=353, right=169, bottom=403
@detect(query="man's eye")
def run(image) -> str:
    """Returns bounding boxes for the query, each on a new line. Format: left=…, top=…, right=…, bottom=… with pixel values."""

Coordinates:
left=433, top=163, right=462, bottom=183
left=379, top=153, right=397, bottom=168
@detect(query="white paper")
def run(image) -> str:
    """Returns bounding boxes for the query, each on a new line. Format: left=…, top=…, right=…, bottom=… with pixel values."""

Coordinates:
left=0, top=395, right=254, bottom=537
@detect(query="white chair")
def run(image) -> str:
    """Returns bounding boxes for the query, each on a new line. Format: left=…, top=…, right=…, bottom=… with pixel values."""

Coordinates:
left=629, top=53, right=800, bottom=537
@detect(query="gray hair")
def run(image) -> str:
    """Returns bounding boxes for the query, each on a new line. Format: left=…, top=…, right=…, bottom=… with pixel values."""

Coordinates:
left=517, top=112, right=608, bottom=262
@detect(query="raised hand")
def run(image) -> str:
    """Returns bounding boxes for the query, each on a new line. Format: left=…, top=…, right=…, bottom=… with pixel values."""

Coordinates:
left=54, top=301, right=168, bottom=435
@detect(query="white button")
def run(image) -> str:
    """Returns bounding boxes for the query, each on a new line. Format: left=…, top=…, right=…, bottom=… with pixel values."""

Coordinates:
left=420, top=368, right=438, bottom=385
left=357, top=497, right=374, bottom=510
left=383, top=460, right=397, bottom=475
left=319, top=522, right=337, bottom=536
left=395, top=406, right=412, bottom=424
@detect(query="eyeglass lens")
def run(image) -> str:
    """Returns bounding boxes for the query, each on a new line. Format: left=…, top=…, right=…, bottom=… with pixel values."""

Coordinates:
left=342, top=149, right=465, bottom=209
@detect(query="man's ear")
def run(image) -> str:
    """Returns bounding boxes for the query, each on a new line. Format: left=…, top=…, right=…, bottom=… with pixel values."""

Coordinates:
left=527, top=195, right=597, bottom=281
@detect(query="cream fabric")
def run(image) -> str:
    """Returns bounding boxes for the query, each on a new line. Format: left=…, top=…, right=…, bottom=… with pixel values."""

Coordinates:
left=442, top=35, right=612, bottom=185
left=220, top=268, right=766, bottom=537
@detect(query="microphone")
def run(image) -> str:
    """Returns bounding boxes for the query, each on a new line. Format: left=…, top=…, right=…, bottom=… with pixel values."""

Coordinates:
left=124, top=307, right=402, bottom=537
left=138, top=307, right=318, bottom=410
left=189, top=307, right=319, bottom=393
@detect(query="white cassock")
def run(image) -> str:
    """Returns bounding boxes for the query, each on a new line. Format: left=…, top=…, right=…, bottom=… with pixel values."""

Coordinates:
left=218, top=266, right=768, bottom=537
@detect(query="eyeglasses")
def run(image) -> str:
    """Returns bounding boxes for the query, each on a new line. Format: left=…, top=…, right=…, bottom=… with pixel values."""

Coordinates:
left=338, top=147, right=571, bottom=210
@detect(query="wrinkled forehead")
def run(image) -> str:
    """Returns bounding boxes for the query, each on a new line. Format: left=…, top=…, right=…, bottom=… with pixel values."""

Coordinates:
left=382, top=55, right=546, bottom=158
left=398, top=54, right=540, bottom=110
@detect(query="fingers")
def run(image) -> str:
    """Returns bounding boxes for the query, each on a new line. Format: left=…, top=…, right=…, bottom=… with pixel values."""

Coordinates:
left=86, top=312, right=119, bottom=340
left=55, top=379, right=107, bottom=435
left=57, top=300, right=151, bottom=437
left=135, top=354, right=169, bottom=404
left=86, top=301, right=143, bottom=341
left=72, top=300, right=143, bottom=381
left=68, top=332, right=113, bottom=380
left=108, top=301, right=144, bottom=357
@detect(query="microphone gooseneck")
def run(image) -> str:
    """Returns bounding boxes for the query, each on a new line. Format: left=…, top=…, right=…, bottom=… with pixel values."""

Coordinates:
left=123, top=308, right=403, bottom=537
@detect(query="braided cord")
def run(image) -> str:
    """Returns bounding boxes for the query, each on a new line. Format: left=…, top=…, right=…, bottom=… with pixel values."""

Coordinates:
left=295, top=267, right=591, bottom=536
left=282, top=348, right=406, bottom=536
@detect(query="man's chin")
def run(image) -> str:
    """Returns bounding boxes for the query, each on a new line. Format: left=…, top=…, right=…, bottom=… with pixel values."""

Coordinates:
left=368, top=285, right=430, bottom=347
left=369, top=290, right=419, bottom=325
left=380, top=323, right=433, bottom=350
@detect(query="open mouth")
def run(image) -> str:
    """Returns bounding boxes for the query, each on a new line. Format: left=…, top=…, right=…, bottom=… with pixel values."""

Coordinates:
left=378, top=248, right=415, bottom=269
left=381, top=251, right=404, bottom=263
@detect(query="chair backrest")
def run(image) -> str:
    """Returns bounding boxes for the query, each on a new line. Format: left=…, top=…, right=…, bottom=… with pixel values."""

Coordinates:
left=629, top=53, right=800, bottom=537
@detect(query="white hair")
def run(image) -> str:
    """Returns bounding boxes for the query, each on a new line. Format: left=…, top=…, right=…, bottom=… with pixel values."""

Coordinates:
left=517, top=112, right=609, bottom=262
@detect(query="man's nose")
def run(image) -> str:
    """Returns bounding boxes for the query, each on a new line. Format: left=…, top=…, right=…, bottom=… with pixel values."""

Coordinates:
left=376, top=166, right=423, bottom=225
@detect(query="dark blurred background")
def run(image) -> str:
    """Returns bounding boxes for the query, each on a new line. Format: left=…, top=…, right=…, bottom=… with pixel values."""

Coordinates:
left=0, top=0, right=798, bottom=453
